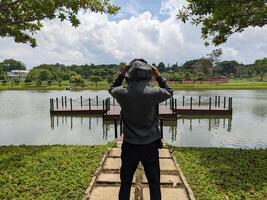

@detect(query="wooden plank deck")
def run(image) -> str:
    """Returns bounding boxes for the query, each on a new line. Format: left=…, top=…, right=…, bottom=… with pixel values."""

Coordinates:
left=103, top=106, right=177, bottom=120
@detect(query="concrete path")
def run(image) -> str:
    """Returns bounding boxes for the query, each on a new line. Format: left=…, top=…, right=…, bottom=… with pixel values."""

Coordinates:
left=85, top=139, right=195, bottom=200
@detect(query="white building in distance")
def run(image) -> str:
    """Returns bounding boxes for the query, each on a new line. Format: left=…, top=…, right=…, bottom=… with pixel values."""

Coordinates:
left=7, top=70, right=29, bottom=81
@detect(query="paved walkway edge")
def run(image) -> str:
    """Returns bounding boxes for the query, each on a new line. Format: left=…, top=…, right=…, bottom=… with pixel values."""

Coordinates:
left=84, top=149, right=110, bottom=200
left=171, top=152, right=196, bottom=200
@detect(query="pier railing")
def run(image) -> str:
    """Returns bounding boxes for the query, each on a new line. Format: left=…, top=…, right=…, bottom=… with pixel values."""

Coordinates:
left=50, top=95, right=233, bottom=116
left=166, top=96, right=233, bottom=112
left=49, top=95, right=111, bottom=112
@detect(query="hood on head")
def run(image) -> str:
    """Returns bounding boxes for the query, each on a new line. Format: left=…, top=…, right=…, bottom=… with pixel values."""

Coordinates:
left=125, top=60, right=152, bottom=82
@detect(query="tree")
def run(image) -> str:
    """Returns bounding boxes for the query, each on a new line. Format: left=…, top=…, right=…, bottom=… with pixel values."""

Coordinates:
left=90, top=75, right=102, bottom=87
left=183, top=59, right=199, bottom=71
left=215, top=61, right=238, bottom=76
left=107, top=75, right=114, bottom=84
left=158, top=62, right=166, bottom=72
left=183, top=72, right=192, bottom=80
left=1, top=59, right=26, bottom=72
left=70, top=74, right=84, bottom=86
left=183, top=58, right=212, bottom=75
left=254, top=58, right=267, bottom=81
left=0, top=64, right=6, bottom=80
left=194, top=58, right=213, bottom=74
left=38, top=69, right=53, bottom=81
left=178, top=0, right=267, bottom=46
left=196, top=72, right=205, bottom=84
left=0, top=0, right=119, bottom=47
left=207, top=49, right=223, bottom=65
left=169, top=73, right=182, bottom=83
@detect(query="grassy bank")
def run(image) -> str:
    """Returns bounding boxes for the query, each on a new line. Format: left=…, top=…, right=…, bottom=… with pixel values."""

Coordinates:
left=172, top=147, right=267, bottom=200
left=1, top=145, right=266, bottom=200
left=169, top=81, right=267, bottom=90
left=1, top=80, right=267, bottom=90
left=0, top=145, right=110, bottom=200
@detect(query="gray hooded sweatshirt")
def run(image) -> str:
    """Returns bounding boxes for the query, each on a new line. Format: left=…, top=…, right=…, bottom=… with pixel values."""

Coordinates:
left=109, top=61, right=173, bottom=144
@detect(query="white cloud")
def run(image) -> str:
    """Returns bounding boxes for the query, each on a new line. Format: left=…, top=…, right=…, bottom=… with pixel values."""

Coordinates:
left=0, top=0, right=266, bottom=68
left=160, top=0, right=187, bottom=16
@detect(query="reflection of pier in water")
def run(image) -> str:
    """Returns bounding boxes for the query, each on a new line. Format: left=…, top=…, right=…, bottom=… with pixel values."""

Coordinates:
left=50, top=115, right=232, bottom=142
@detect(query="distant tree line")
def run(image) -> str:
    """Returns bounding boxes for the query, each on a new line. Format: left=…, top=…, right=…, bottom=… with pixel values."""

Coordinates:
left=0, top=55, right=266, bottom=85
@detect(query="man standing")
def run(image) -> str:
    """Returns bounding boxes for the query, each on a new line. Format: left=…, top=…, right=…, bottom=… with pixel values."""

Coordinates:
left=109, top=59, right=173, bottom=200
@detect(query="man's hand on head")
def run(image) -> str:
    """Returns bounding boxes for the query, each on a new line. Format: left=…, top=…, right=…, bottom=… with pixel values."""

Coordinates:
left=151, top=65, right=160, bottom=79
left=120, top=65, right=130, bottom=76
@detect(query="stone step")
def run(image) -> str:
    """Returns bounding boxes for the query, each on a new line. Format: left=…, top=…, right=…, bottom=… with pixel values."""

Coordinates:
left=97, top=173, right=136, bottom=183
left=116, top=141, right=122, bottom=148
left=159, top=159, right=177, bottom=171
left=89, top=186, right=135, bottom=200
left=159, top=149, right=172, bottom=158
left=142, top=174, right=182, bottom=185
left=143, top=188, right=189, bottom=200
left=103, top=158, right=121, bottom=170
left=109, top=148, right=172, bottom=158
left=103, top=158, right=177, bottom=171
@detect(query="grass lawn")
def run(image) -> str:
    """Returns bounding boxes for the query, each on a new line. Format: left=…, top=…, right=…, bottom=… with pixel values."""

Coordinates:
left=168, top=81, right=267, bottom=90
left=0, top=145, right=110, bottom=200
left=171, top=147, right=267, bottom=200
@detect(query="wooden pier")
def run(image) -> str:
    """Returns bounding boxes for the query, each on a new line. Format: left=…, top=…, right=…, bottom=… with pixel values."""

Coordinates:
left=49, top=95, right=233, bottom=121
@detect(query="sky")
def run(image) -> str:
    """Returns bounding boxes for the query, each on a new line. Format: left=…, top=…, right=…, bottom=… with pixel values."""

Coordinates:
left=0, top=0, right=266, bottom=68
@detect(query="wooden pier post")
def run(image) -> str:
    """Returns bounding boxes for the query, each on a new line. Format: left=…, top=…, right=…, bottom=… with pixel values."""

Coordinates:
left=70, top=98, right=73, bottom=111
left=51, top=98, right=54, bottom=111
left=71, top=116, right=73, bottom=130
left=209, top=97, right=211, bottom=111
left=114, top=118, right=118, bottom=139
left=65, top=96, right=67, bottom=108
left=80, top=96, right=83, bottom=108
left=215, top=96, right=217, bottom=107
left=224, top=97, right=226, bottom=109
left=175, top=99, right=177, bottom=110
left=190, top=97, right=193, bottom=110
left=228, top=97, right=232, bottom=111
left=50, top=115, right=54, bottom=129
left=182, top=96, right=185, bottom=107
left=228, top=97, right=230, bottom=110
left=218, top=96, right=221, bottom=107
left=56, top=97, right=58, bottom=110
left=160, top=118, right=163, bottom=139
left=61, top=96, right=64, bottom=108
left=96, top=96, right=99, bottom=107
left=169, top=98, right=172, bottom=109
left=89, top=98, right=91, bottom=110
left=199, top=96, right=201, bottom=107
left=50, top=99, right=53, bottom=111
left=102, top=100, right=105, bottom=111
left=172, top=97, right=174, bottom=110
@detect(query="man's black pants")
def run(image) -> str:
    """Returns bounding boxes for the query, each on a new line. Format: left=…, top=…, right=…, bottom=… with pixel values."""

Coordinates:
left=119, top=140, right=161, bottom=200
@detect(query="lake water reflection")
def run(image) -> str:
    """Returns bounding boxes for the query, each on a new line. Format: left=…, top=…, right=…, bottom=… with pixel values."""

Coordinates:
left=0, top=90, right=266, bottom=148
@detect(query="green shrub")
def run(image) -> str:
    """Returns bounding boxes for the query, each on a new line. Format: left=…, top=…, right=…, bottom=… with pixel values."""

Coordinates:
left=14, top=79, right=20, bottom=84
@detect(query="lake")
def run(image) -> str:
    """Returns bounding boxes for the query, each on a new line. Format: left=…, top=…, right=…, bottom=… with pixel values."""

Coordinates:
left=0, top=90, right=266, bottom=148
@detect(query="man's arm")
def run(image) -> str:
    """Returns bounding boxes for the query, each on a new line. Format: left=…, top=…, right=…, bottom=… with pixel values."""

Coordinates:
left=108, top=65, right=129, bottom=98
left=152, top=65, right=173, bottom=103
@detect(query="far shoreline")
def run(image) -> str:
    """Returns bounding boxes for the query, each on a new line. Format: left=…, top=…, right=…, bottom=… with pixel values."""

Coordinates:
left=1, top=80, right=267, bottom=91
